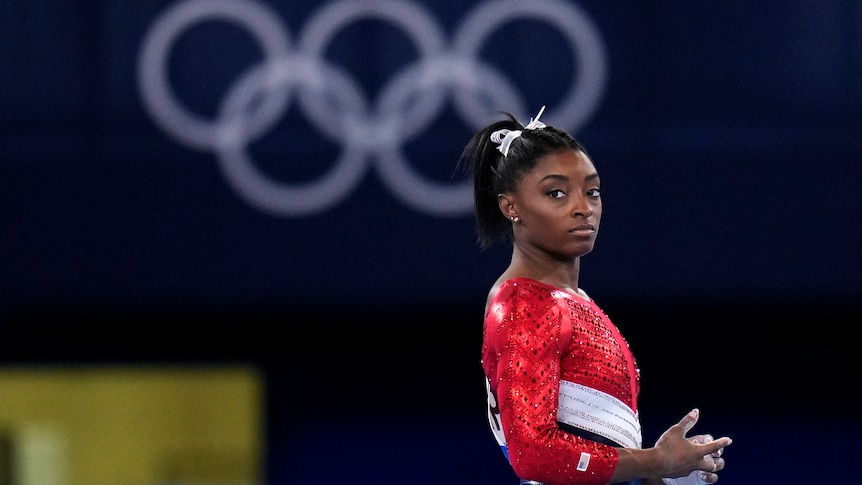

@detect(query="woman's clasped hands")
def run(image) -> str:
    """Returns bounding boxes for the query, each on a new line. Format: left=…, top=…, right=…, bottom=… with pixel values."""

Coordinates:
left=655, top=408, right=732, bottom=485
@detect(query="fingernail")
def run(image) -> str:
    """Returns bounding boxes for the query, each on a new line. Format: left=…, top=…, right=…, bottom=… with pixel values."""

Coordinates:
left=699, top=472, right=709, bottom=482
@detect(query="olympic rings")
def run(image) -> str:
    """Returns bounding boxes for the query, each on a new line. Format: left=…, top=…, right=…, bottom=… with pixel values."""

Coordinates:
left=137, top=0, right=608, bottom=216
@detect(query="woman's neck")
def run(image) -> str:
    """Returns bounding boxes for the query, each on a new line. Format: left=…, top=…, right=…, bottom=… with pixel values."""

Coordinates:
left=505, top=247, right=582, bottom=293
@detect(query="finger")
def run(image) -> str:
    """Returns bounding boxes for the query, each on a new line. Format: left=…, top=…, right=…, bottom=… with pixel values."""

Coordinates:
left=679, top=408, right=699, bottom=433
left=701, top=453, right=717, bottom=473
left=696, top=434, right=722, bottom=457
left=699, top=436, right=732, bottom=456
left=689, top=433, right=713, bottom=445
left=699, top=471, right=718, bottom=484
left=698, top=454, right=725, bottom=476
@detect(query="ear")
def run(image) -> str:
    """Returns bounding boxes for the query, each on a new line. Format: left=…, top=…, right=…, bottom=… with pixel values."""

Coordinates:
left=497, top=193, right=517, bottom=219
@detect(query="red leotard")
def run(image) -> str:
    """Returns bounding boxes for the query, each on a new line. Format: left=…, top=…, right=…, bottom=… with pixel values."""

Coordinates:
left=482, top=278, right=641, bottom=485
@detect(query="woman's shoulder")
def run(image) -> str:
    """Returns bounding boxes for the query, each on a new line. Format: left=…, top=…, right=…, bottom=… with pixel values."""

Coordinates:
left=487, top=277, right=558, bottom=305
left=488, top=276, right=593, bottom=311
left=484, top=278, right=582, bottom=334
left=498, top=276, right=571, bottom=293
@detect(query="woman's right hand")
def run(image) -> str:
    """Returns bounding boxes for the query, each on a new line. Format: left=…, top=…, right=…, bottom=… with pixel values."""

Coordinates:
left=653, top=409, right=732, bottom=482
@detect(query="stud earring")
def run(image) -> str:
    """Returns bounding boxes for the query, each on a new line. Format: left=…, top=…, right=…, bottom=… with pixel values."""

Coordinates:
left=511, top=216, right=520, bottom=223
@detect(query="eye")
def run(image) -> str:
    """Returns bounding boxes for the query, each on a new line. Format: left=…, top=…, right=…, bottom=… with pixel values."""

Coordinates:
left=548, top=189, right=566, bottom=199
left=587, top=188, right=601, bottom=198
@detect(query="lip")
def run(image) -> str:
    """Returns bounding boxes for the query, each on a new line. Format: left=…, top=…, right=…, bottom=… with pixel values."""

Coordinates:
left=569, top=224, right=595, bottom=236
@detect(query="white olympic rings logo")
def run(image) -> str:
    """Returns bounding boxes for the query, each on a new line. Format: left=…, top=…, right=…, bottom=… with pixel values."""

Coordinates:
left=137, top=0, right=608, bottom=217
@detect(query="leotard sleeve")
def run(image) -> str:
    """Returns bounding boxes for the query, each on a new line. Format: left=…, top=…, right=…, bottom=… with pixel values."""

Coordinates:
left=482, top=280, right=619, bottom=485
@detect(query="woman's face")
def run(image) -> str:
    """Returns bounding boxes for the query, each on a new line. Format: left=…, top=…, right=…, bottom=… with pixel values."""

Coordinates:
left=508, top=148, right=602, bottom=259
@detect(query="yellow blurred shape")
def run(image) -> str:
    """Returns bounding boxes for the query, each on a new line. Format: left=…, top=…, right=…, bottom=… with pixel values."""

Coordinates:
left=0, top=365, right=263, bottom=485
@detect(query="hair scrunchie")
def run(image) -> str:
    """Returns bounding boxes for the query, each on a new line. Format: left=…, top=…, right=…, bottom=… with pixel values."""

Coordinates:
left=489, top=105, right=546, bottom=156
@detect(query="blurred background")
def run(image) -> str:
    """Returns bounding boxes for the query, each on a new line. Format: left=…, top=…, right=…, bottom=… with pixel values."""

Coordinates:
left=1, top=1, right=859, bottom=484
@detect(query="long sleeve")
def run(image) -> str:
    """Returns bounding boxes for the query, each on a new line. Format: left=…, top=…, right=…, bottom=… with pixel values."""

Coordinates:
left=482, top=279, right=623, bottom=485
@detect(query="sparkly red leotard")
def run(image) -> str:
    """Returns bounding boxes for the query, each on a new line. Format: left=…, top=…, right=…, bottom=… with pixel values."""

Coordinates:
left=482, top=278, right=641, bottom=485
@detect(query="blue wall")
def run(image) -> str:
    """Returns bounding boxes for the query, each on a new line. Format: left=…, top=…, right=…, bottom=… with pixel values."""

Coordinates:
left=2, top=1, right=859, bottom=483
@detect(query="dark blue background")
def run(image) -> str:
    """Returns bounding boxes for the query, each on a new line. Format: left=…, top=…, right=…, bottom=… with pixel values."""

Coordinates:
left=2, top=1, right=859, bottom=483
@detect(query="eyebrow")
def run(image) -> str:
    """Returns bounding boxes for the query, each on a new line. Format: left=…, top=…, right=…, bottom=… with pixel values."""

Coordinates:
left=539, top=172, right=600, bottom=183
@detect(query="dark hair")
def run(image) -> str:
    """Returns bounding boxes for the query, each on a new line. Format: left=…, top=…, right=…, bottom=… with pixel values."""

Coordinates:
left=457, top=111, right=588, bottom=250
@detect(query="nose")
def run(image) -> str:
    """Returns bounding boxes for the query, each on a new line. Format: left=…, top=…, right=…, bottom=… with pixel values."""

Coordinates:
left=571, top=195, right=593, bottom=218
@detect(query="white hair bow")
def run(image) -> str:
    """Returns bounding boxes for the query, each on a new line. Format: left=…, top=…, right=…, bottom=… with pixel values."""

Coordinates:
left=489, top=106, right=547, bottom=156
